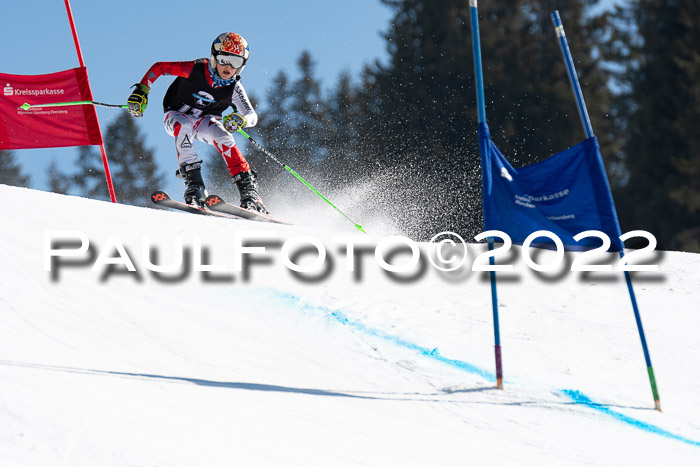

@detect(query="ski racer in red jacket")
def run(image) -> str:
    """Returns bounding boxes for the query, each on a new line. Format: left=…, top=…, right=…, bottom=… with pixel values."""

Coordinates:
left=127, top=32, right=267, bottom=213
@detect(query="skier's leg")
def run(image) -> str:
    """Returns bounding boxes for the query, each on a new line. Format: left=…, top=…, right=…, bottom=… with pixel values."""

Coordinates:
left=164, top=111, right=201, bottom=166
left=197, top=116, right=250, bottom=176
left=198, top=117, right=268, bottom=213
left=164, top=111, right=207, bottom=205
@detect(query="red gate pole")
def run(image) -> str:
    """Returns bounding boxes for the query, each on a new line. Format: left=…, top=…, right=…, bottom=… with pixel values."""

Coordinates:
left=64, top=0, right=117, bottom=203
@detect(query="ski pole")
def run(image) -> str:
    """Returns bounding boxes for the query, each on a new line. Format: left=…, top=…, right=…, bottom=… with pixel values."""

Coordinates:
left=236, top=128, right=366, bottom=233
left=20, top=100, right=128, bottom=110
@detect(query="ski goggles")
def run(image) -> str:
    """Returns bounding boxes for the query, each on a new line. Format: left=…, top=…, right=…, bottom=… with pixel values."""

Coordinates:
left=215, top=53, right=246, bottom=69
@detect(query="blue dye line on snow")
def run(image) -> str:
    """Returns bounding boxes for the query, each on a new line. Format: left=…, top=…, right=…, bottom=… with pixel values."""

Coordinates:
left=267, top=290, right=494, bottom=382
left=264, top=288, right=700, bottom=448
left=560, top=390, right=700, bottom=448
left=330, top=306, right=495, bottom=382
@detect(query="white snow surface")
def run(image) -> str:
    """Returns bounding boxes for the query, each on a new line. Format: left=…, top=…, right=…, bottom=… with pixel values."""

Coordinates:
left=1, top=184, right=699, bottom=466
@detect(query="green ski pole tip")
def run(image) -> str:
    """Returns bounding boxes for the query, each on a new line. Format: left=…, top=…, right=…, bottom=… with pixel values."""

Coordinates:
left=20, top=103, right=31, bottom=110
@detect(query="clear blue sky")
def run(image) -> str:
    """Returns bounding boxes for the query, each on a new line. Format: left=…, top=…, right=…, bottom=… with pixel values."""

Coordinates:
left=1, top=0, right=394, bottom=195
left=2, top=0, right=618, bottom=198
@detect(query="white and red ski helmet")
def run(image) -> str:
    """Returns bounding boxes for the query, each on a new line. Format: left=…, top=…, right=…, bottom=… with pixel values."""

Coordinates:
left=210, top=32, right=249, bottom=77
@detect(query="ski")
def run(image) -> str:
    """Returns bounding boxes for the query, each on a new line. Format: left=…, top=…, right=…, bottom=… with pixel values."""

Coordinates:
left=151, top=191, right=239, bottom=220
left=204, top=194, right=288, bottom=224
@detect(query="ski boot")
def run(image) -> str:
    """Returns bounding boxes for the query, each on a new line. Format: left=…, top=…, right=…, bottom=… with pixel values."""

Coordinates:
left=233, top=170, right=269, bottom=214
left=177, top=161, right=208, bottom=207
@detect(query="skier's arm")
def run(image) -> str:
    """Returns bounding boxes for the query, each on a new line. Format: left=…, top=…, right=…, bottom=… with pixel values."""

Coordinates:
left=127, top=61, right=195, bottom=117
left=231, top=81, right=258, bottom=128
left=138, top=61, right=196, bottom=87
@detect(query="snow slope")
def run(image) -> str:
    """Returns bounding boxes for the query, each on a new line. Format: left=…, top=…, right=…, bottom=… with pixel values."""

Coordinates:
left=1, top=184, right=699, bottom=466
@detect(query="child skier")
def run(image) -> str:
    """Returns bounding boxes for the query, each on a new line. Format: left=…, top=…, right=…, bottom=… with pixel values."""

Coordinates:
left=127, top=32, right=267, bottom=213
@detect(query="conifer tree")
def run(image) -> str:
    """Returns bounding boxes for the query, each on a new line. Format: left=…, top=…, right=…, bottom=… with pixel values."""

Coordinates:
left=0, top=150, right=30, bottom=187
left=105, top=113, right=163, bottom=206
left=606, top=0, right=700, bottom=251
left=47, top=160, right=71, bottom=195
left=71, top=145, right=108, bottom=200
left=68, top=114, right=163, bottom=205
left=325, top=71, right=363, bottom=183
left=352, top=0, right=612, bottom=237
left=254, top=69, right=295, bottom=184
left=255, top=53, right=330, bottom=195
left=289, top=51, right=329, bottom=168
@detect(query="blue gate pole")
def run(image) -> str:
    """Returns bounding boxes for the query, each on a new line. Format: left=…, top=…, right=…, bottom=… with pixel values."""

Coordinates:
left=470, top=0, right=503, bottom=389
left=552, top=11, right=594, bottom=139
left=552, top=11, right=661, bottom=411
